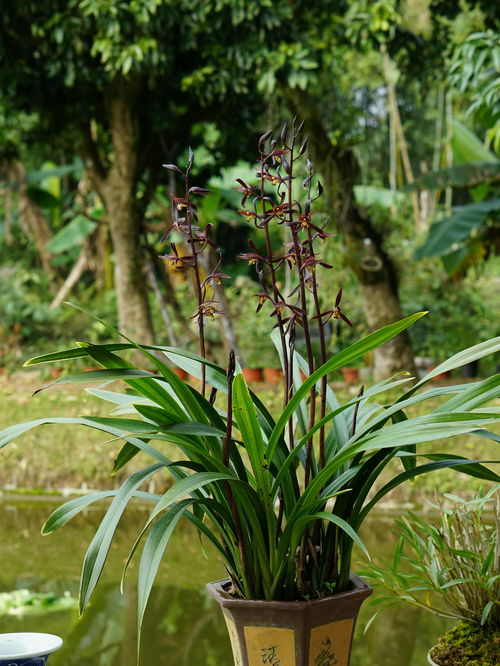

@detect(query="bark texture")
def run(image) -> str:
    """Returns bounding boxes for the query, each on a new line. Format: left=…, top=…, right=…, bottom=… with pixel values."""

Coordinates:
left=82, top=76, right=155, bottom=344
left=282, top=88, right=416, bottom=380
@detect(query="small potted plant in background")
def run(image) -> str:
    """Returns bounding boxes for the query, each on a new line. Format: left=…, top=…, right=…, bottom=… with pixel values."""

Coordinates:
left=361, top=487, right=499, bottom=666
left=230, top=277, right=268, bottom=382
left=1, top=122, right=500, bottom=666
left=340, top=361, right=362, bottom=385
left=262, top=348, right=284, bottom=384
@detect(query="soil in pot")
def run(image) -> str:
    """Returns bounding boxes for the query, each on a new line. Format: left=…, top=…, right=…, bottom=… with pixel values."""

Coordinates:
left=428, top=622, right=499, bottom=666
left=207, top=575, right=372, bottom=666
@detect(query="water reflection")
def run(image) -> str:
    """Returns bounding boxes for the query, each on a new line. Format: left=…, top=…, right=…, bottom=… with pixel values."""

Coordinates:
left=0, top=501, right=450, bottom=665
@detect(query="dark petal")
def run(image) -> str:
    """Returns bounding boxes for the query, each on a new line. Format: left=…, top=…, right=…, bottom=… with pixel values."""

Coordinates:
left=235, top=178, right=250, bottom=190
left=298, top=136, right=308, bottom=157
left=189, top=187, right=211, bottom=196
left=280, top=122, right=287, bottom=144
left=340, top=311, right=353, bottom=327
left=259, top=130, right=273, bottom=146
left=159, top=225, right=175, bottom=244
left=308, top=223, right=324, bottom=234
left=162, top=163, right=183, bottom=174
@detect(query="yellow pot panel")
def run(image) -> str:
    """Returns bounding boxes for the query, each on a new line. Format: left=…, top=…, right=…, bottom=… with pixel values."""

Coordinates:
left=244, top=626, right=296, bottom=666
left=309, top=618, right=354, bottom=666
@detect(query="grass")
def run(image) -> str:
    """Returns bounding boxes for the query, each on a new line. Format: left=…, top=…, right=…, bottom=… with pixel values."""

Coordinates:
left=0, top=369, right=497, bottom=501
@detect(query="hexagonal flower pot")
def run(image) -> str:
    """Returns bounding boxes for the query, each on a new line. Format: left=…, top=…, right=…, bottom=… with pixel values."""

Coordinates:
left=207, top=575, right=372, bottom=666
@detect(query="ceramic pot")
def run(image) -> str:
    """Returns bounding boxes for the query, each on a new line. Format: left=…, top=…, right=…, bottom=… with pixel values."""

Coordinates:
left=207, top=574, right=372, bottom=666
left=427, top=649, right=439, bottom=665
left=242, top=368, right=263, bottom=383
left=264, top=367, right=284, bottom=384
left=340, top=368, right=359, bottom=384
left=429, top=368, right=451, bottom=382
left=0, top=633, right=62, bottom=666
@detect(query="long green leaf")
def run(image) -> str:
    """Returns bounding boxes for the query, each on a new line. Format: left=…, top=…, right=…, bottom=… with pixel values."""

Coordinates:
left=232, top=373, right=268, bottom=492
left=42, top=490, right=158, bottom=534
left=79, top=463, right=166, bottom=614
left=408, top=161, right=500, bottom=191
left=267, top=313, right=426, bottom=462
left=137, top=499, right=192, bottom=648
left=414, top=338, right=500, bottom=386
left=415, top=198, right=500, bottom=259
left=358, top=457, right=499, bottom=525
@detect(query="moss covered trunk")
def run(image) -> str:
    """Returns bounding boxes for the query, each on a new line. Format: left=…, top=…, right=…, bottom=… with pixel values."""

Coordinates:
left=82, top=77, right=155, bottom=344
left=282, top=88, right=416, bottom=380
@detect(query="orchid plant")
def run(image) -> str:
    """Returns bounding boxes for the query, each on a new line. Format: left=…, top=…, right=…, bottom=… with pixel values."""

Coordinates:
left=1, top=122, right=499, bottom=646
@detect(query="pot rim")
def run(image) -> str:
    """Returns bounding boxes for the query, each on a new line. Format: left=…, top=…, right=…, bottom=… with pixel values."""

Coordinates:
left=427, top=648, right=439, bottom=666
left=0, top=633, right=62, bottom=660
left=206, top=573, right=372, bottom=611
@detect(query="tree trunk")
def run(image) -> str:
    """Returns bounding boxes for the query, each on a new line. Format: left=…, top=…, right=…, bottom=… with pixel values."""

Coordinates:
left=102, top=179, right=154, bottom=344
left=282, top=88, right=416, bottom=380
left=82, top=76, right=155, bottom=344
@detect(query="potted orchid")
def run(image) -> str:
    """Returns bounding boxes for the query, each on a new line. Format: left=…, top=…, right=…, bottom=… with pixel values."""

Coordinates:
left=1, top=122, right=500, bottom=666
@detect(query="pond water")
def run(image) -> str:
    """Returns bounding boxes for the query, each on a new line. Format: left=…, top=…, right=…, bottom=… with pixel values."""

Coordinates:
left=0, top=500, right=451, bottom=665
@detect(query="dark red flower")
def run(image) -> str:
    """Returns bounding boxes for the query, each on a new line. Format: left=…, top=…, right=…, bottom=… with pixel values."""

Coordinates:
left=313, top=288, right=353, bottom=327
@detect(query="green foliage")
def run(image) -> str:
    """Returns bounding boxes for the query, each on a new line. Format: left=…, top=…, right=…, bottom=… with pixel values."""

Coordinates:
left=361, top=487, right=500, bottom=630
left=410, top=162, right=500, bottom=191
left=403, top=271, right=498, bottom=362
left=0, top=265, right=55, bottom=341
left=414, top=122, right=500, bottom=270
left=1, top=314, right=499, bottom=643
left=47, top=216, right=98, bottom=254
left=452, top=120, right=498, bottom=165
left=226, top=277, right=274, bottom=368
left=448, top=30, right=500, bottom=152
left=415, top=198, right=500, bottom=260
left=0, top=589, right=77, bottom=617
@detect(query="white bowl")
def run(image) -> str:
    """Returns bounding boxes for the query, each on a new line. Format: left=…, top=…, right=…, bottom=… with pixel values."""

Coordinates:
left=0, top=633, right=62, bottom=660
